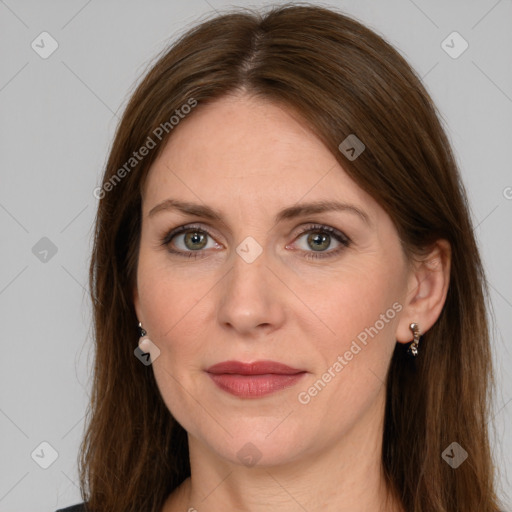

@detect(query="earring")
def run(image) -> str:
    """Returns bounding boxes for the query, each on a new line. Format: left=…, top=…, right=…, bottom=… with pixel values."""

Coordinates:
left=407, top=322, right=421, bottom=357
left=138, top=321, right=147, bottom=337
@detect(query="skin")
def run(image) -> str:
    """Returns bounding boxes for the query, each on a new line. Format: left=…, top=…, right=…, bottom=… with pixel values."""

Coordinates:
left=133, top=91, right=451, bottom=512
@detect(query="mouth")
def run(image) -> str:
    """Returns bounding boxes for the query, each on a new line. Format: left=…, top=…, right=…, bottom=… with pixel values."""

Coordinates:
left=205, top=360, right=307, bottom=398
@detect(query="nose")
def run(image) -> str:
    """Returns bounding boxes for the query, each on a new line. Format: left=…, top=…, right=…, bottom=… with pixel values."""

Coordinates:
left=216, top=244, right=287, bottom=338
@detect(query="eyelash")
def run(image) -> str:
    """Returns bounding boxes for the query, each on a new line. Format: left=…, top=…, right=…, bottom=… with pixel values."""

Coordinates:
left=160, top=223, right=351, bottom=260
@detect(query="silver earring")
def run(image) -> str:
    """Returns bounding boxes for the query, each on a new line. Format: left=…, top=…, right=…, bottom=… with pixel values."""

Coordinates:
left=407, top=322, right=421, bottom=357
left=138, top=321, right=147, bottom=337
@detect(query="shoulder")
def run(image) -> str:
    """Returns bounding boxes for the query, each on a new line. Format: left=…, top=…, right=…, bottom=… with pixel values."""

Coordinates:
left=55, top=503, right=88, bottom=512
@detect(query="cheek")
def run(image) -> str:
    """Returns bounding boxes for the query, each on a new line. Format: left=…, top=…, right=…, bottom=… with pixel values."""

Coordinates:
left=296, top=274, right=401, bottom=426
left=313, top=262, right=402, bottom=347
left=133, top=235, right=207, bottom=415
left=137, top=251, right=216, bottom=363
left=136, top=257, right=214, bottom=431
left=302, top=264, right=404, bottom=413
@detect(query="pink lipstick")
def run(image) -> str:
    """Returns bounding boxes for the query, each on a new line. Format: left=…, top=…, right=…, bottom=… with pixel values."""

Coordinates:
left=206, top=360, right=306, bottom=398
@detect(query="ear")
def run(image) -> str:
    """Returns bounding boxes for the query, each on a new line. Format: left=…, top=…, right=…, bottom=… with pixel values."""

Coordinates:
left=396, top=239, right=451, bottom=343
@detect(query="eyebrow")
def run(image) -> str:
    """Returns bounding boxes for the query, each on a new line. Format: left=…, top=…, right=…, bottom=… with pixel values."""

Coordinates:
left=148, top=198, right=371, bottom=226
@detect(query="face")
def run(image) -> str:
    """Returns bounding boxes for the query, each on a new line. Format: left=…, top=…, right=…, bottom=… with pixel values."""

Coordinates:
left=133, top=92, right=413, bottom=467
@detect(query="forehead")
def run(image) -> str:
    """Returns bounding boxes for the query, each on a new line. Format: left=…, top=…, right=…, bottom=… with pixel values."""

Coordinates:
left=143, top=94, right=376, bottom=218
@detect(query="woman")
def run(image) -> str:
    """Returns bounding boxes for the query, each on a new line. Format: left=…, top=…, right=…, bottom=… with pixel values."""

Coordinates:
left=56, top=3, right=505, bottom=511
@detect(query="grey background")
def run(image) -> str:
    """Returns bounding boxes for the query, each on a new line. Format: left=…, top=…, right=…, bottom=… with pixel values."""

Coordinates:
left=0, top=0, right=511, bottom=510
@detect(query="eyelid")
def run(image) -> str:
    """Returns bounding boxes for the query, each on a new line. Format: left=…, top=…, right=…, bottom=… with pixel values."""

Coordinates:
left=161, top=223, right=222, bottom=246
left=287, top=223, right=351, bottom=259
left=291, top=223, right=350, bottom=243
left=162, top=221, right=232, bottom=247
left=161, top=222, right=351, bottom=259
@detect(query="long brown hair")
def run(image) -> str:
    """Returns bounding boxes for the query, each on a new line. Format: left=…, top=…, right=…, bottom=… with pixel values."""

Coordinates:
left=80, top=3, right=504, bottom=511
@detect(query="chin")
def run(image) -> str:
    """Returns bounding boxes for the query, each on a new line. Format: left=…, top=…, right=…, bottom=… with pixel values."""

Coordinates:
left=200, top=419, right=314, bottom=468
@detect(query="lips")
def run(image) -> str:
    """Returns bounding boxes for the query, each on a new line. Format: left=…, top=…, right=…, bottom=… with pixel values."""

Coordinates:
left=206, top=360, right=305, bottom=375
left=206, top=360, right=307, bottom=398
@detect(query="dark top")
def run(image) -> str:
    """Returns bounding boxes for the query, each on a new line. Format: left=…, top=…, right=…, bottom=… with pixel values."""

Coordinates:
left=55, top=504, right=87, bottom=512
